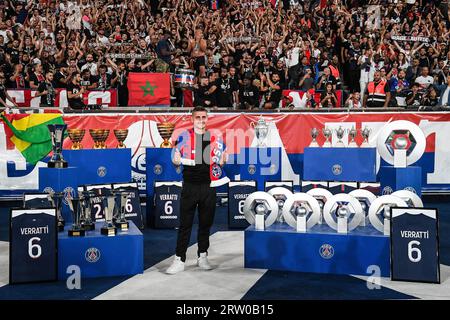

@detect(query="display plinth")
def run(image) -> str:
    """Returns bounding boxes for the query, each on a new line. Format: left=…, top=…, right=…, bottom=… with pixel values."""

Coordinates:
left=58, top=221, right=143, bottom=280
left=303, top=147, right=377, bottom=182
left=245, top=223, right=390, bottom=276
left=239, top=147, right=282, bottom=191
left=379, top=166, right=422, bottom=196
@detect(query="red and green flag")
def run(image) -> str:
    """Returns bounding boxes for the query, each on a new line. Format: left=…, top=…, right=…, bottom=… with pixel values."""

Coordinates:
left=0, top=113, right=65, bottom=165
left=128, top=73, right=170, bottom=106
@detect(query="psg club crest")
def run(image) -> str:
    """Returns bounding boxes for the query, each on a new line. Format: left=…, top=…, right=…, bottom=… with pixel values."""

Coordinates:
left=248, top=165, right=256, bottom=175
left=212, top=164, right=222, bottom=178
left=319, top=244, right=334, bottom=259
left=154, top=164, right=163, bottom=175
left=63, top=187, right=75, bottom=205
left=85, top=247, right=101, bottom=263
left=97, top=166, right=107, bottom=177
left=332, top=164, right=342, bottom=176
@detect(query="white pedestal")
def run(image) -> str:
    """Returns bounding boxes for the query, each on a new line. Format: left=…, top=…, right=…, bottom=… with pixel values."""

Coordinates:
left=335, top=141, right=345, bottom=148
left=394, top=149, right=407, bottom=168
left=255, top=214, right=265, bottom=231
left=296, top=216, right=307, bottom=232
left=348, top=141, right=358, bottom=148
left=383, top=218, right=390, bottom=236
left=323, top=141, right=332, bottom=147
left=337, top=217, right=348, bottom=234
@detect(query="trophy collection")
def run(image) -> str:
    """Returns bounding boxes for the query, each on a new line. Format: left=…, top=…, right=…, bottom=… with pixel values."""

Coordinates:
left=243, top=189, right=421, bottom=235
left=309, top=126, right=373, bottom=148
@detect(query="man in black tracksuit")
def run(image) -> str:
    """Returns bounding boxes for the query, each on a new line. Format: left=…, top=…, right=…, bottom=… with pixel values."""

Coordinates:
left=166, top=106, right=227, bottom=274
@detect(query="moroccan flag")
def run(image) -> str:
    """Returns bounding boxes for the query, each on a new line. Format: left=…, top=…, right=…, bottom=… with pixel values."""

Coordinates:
left=0, top=113, right=65, bottom=165
left=128, top=73, right=170, bottom=106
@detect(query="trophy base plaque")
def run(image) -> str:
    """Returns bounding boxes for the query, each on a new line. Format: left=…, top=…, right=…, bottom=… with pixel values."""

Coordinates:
left=82, top=222, right=96, bottom=231
left=68, top=229, right=86, bottom=237
left=48, top=160, right=68, bottom=168
left=115, top=221, right=129, bottom=231
left=101, top=226, right=117, bottom=236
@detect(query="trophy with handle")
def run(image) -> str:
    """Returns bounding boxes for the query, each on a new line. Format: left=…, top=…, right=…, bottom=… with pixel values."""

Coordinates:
left=101, top=191, right=117, bottom=236
left=348, top=126, right=358, bottom=147
left=47, top=191, right=65, bottom=232
left=251, top=117, right=269, bottom=147
left=361, top=127, right=371, bottom=147
left=80, top=190, right=95, bottom=231
left=114, top=191, right=130, bottom=231
left=309, top=128, right=319, bottom=147
left=335, top=126, right=345, bottom=147
left=67, top=197, right=85, bottom=237
left=47, top=124, right=68, bottom=168
left=322, top=127, right=332, bottom=147
left=156, top=122, right=175, bottom=148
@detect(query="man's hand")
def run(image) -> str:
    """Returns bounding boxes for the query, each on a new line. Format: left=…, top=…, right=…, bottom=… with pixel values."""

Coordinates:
left=173, top=148, right=181, bottom=166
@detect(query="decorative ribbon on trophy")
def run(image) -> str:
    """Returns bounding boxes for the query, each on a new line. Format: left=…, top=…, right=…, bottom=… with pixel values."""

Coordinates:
left=282, top=193, right=321, bottom=232
left=268, top=187, right=293, bottom=224
left=243, top=191, right=279, bottom=230
left=47, top=124, right=68, bottom=168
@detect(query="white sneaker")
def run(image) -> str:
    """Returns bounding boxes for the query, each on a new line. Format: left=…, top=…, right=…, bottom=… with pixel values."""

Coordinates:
left=197, top=252, right=213, bottom=270
left=166, top=256, right=185, bottom=274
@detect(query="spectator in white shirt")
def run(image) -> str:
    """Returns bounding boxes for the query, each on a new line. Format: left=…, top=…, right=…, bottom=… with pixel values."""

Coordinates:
left=415, top=67, right=434, bottom=90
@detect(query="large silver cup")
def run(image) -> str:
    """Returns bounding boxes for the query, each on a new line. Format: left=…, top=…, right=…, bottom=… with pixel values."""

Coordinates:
left=101, top=193, right=117, bottom=236
left=309, top=128, right=319, bottom=147
left=47, top=124, right=68, bottom=168
left=67, top=197, right=85, bottom=237
left=47, top=191, right=65, bottom=232
left=251, top=117, right=269, bottom=147
left=335, top=126, right=345, bottom=147
left=348, top=126, right=358, bottom=147
left=322, top=127, right=332, bottom=147
left=361, top=127, right=371, bottom=147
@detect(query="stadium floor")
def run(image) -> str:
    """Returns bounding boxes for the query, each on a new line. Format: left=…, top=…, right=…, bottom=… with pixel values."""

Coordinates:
left=0, top=198, right=449, bottom=300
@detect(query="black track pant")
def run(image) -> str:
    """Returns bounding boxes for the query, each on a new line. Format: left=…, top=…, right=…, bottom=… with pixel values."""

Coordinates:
left=176, top=182, right=217, bottom=262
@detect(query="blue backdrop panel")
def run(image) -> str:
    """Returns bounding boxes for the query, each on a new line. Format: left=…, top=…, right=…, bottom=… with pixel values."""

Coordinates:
left=239, top=147, right=282, bottom=191
left=303, top=147, right=377, bottom=182
left=58, top=221, right=143, bottom=280
left=63, top=149, right=131, bottom=185
left=245, top=223, right=390, bottom=277
left=145, top=148, right=182, bottom=198
left=39, top=167, right=78, bottom=224
left=379, top=166, right=422, bottom=196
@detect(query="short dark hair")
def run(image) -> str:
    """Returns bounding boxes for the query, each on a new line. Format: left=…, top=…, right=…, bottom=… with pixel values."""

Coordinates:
left=192, top=106, right=207, bottom=114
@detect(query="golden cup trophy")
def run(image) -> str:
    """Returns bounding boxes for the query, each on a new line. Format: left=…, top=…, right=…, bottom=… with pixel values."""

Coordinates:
left=156, top=122, right=175, bottom=148
left=113, top=129, right=128, bottom=148
left=89, top=129, right=106, bottom=149
left=67, top=129, right=85, bottom=150
left=100, top=129, right=110, bottom=149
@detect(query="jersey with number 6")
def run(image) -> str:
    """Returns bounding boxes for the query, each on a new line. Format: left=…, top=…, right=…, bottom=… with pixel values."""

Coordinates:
left=154, top=184, right=182, bottom=228
left=10, top=211, right=57, bottom=283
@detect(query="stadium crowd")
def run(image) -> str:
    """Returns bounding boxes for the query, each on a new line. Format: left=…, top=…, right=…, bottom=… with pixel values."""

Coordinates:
left=0, top=0, right=449, bottom=110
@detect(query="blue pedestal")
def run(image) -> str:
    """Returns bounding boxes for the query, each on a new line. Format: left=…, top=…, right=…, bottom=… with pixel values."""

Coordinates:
left=58, top=221, right=143, bottom=280
left=245, top=223, right=390, bottom=277
left=239, top=147, right=282, bottom=191
left=379, top=166, right=422, bottom=196
left=63, top=149, right=131, bottom=185
left=39, top=167, right=78, bottom=224
left=303, top=147, right=377, bottom=182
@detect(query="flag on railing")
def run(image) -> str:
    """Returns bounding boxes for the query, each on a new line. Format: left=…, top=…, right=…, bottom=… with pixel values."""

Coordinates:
left=128, top=73, right=170, bottom=106
left=0, top=113, right=65, bottom=164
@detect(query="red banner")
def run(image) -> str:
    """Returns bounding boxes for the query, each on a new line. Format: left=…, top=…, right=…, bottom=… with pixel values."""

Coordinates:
left=128, top=73, right=170, bottom=106
left=5, top=89, right=117, bottom=108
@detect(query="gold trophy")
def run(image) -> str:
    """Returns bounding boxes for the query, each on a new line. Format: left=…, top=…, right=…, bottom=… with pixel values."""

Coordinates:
left=100, top=129, right=110, bottom=149
left=113, top=129, right=128, bottom=148
left=89, top=129, right=105, bottom=149
left=156, top=122, right=175, bottom=148
left=67, top=129, right=86, bottom=150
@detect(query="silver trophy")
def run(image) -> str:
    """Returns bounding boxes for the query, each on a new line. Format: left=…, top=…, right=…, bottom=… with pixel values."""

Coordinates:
left=335, top=126, right=345, bottom=147
left=361, top=126, right=371, bottom=147
left=348, top=126, right=358, bottom=147
left=322, top=127, right=332, bottom=147
left=309, top=128, right=319, bottom=147
left=47, top=124, right=68, bottom=168
left=101, top=193, right=117, bottom=236
left=268, top=187, right=293, bottom=223
left=251, top=117, right=269, bottom=147
left=282, top=193, right=321, bottom=232
left=47, top=191, right=65, bottom=232
left=80, top=190, right=95, bottom=231
left=243, top=191, right=279, bottom=230
left=114, top=191, right=130, bottom=231
left=67, top=197, right=85, bottom=237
